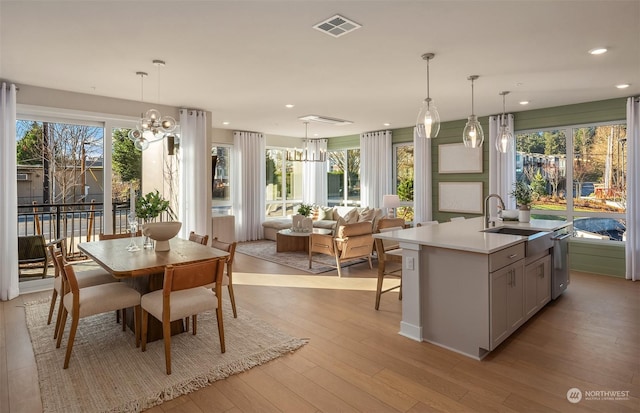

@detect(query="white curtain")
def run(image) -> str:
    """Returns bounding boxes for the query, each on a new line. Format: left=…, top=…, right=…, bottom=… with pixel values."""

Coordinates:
left=232, top=131, right=265, bottom=242
left=413, top=127, right=432, bottom=223
left=303, top=139, right=328, bottom=206
left=178, top=109, right=210, bottom=240
left=626, top=97, right=639, bottom=281
left=360, top=130, right=392, bottom=208
left=1, top=83, right=19, bottom=301
left=489, top=114, right=516, bottom=215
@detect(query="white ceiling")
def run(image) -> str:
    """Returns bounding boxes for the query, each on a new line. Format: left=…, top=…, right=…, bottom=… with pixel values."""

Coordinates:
left=1, top=1, right=639, bottom=138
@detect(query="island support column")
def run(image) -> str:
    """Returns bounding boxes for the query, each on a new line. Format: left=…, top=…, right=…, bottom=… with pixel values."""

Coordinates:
left=398, top=241, right=423, bottom=341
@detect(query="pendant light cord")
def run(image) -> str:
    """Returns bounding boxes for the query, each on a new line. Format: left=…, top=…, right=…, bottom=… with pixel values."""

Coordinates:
left=426, top=58, right=430, bottom=103
left=471, top=78, right=475, bottom=116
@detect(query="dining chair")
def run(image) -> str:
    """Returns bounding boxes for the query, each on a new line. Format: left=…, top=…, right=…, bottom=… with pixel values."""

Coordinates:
left=188, top=231, right=209, bottom=246
left=47, top=242, right=117, bottom=340
left=209, top=237, right=238, bottom=318
left=56, top=258, right=141, bottom=369
left=374, top=218, right=405, bottom=310
left=141, top=258, right=226, bottom=375
left=416, top=221, right=439, bottom=227
left=98, top=230, right=142, bottom=240
left=18, top=235, right=49, bottom=278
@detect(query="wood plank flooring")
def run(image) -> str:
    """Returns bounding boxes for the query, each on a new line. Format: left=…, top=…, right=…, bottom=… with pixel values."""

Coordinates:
left=1, top=251, right=638, bottom=412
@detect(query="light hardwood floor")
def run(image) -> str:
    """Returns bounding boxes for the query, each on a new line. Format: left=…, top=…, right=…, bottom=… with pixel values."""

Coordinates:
left=1, top=252, right=638, bottom=413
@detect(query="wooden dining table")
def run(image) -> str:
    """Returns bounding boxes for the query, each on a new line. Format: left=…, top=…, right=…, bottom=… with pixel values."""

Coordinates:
left=78, top=236, right=229, bottom=341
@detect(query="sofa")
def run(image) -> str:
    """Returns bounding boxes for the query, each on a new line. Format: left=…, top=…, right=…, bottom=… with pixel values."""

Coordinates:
left=262, top=205, right=384, bottom=241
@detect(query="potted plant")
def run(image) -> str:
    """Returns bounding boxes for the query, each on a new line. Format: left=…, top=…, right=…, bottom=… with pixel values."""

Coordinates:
left=297, top=203, right=313, bottom=217
left=136, top=190, right=179, bottom=250
left=510, top=181, right=532, bottom=223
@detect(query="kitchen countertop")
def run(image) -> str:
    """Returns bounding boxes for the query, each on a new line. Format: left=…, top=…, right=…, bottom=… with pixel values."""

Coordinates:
left=374, top=216, right=571, bottom=254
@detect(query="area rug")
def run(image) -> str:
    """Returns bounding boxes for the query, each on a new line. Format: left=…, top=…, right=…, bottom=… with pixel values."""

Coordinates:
left=24, top=298, right=307, bottom=413
left=236, top=240, right=367, bottom=274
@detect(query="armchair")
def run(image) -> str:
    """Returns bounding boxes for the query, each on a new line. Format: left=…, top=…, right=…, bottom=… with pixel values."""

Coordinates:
left=308, top=221, right=373, bottom=277
left=18, top=235, right=49, bottom=278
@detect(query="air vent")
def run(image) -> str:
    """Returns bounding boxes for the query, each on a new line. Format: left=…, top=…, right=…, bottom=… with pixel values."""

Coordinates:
left=298, top=115, right=353, bottom=125
left=313, top=14, right=361, bottom=38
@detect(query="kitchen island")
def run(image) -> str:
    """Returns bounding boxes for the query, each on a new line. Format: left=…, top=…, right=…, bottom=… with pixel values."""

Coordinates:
left=374, top=216, right=571, bottom=360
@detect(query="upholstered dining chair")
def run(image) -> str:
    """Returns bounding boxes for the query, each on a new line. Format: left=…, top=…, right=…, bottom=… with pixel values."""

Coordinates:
left=47, top=242, right=117, bottom=340
left=188, top=231, right=209, bottom=246
left=56, top=258, right=141, bottom=369
left=374, top=218, right=405, bottom=310
left=209, top=237, right=238, bottom=318
left=309, top=221, right=374, bottom=277
left=141, top=258, right=226, bottom=375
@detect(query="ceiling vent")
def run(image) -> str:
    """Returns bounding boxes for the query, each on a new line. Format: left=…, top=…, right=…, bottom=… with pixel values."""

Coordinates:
left=298, top=114, right=353, bottom=125
left=313, top=14, right=361, bottom=38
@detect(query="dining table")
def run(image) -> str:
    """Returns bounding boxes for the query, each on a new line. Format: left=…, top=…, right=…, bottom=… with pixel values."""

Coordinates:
left=78, top=236, right=229, bottom=341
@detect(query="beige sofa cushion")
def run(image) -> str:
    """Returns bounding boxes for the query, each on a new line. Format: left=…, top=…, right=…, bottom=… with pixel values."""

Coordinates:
left=337, top=221, right=373, bottom=238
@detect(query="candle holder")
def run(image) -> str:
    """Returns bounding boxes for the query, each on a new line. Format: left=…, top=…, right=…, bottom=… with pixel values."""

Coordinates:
left=126, top=213, right=140, bottom=252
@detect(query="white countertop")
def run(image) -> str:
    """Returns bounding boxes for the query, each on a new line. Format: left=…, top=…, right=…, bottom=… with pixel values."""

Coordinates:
left=374, top=217, right=571, bottom=254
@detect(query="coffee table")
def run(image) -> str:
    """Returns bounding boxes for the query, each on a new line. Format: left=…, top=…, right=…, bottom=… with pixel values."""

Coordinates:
left=276, top=228, right=332, bottom=252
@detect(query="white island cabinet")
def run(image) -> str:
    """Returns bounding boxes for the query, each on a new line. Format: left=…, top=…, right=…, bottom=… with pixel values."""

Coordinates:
left=374, top=217, right=570, bottom=360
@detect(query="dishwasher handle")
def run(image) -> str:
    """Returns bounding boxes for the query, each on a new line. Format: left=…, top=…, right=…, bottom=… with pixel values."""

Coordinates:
left=551, top=233, right=571, bottom=241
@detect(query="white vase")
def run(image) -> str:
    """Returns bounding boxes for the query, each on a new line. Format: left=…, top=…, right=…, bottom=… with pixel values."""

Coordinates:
left=142, top=222, right=182, bottom=251
left=518, top=209, right=531, bottom=223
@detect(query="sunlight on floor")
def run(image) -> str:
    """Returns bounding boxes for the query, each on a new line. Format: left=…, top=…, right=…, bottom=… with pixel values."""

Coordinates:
left=233, top=270, right=400, bottom=291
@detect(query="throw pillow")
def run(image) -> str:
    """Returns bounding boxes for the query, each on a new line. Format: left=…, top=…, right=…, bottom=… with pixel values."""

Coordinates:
left=358, top=207, right=376, bottom=222
left=343, top=208, right=359, bottom=224
left=312, top=207, right=323, bottom=221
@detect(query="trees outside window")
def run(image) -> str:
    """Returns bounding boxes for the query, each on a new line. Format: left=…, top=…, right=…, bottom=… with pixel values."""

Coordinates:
left=265, top=148, right=302, bottom=216
left=327, top=148, right=360, bottom=207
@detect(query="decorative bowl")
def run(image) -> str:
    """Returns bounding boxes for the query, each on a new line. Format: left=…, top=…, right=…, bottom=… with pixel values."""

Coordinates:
left=142, top=221, right=182, bottom=251
left=500, top=209, right=519, bottom=220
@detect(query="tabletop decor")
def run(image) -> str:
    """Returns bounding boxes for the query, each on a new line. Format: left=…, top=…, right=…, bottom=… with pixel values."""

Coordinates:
left=510, top=180, right=533, bottom=223
left=136, top=190, right=177, bottom=249
left=141, top=221, right=182, bottom=251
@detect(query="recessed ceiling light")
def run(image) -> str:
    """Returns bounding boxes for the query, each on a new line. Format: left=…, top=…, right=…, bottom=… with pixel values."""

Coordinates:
left=616, top=83, right=630, bottom=89
left=589, top=47, right=608, bottom=55
left=285, top=104, right=294, bottom=108
left=383, top=123, right=390, bottom=126
left=519, top=101, right=529, bottom=105
left=222, top=121, right=230, bottom=125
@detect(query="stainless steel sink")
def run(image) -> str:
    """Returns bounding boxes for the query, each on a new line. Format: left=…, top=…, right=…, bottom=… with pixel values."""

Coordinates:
left=481, top=226, right=553, bottom=259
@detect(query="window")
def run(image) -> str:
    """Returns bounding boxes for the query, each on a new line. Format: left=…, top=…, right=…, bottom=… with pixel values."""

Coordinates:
left=516, top=122, right=627, bottom=241
left=265, top=148, right=303, bottom=217
left=327, top=148, right=360, bottom=207
left=212, top=145, right=232, bottom=215
left=393, top=143, right=414, bottom=221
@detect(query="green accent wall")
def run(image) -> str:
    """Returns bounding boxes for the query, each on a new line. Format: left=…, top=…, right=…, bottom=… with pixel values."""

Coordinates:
left=329, top=97, right=629, bottom=277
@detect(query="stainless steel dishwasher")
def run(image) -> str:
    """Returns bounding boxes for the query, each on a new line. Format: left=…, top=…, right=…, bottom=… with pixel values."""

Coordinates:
left=551, top=226, right=571, bottom=299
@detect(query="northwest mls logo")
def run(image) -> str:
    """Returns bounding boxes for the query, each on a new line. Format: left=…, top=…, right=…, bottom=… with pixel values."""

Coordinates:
left=567, top=387, right=630, bottom=403
left=567, top=388, right=582, bottom=403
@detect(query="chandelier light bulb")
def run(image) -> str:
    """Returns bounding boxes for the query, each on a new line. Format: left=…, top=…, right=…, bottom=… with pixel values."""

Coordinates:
left=496, top=91, right=513, bottom=153
left=160, top=116, right=177, bottom=132
left=416, top=53, right=440, bottom=139
left=134, top=137, right=149, bottom=151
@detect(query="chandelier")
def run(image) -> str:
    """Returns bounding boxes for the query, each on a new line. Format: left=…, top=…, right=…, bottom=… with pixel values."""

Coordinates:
left=286, top=122, right=327, bottom=162
left=129, top=60, right=177, bottom=151
left=415, top=52, right=440, bottom=139
left=495, top=91, right=513, bottom=153
left=462, top=75, right=484, bottom=148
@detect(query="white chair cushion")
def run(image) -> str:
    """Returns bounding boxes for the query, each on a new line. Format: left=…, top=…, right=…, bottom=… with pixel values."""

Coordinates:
left=141, top=287, right=217, bottom=322
left=75, top=268, right=116, bottom=288
left=64, top=283, right=140, bottom=318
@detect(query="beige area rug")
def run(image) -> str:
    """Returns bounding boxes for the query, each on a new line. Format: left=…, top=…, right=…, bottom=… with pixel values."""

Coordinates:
left=236, top=240, right=368, bottom=274
left=24, top=298, right=307, bottom=413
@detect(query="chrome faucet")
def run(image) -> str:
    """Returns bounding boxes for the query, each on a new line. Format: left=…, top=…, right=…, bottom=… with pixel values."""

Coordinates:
left=484, top=194, right=506, bottom=228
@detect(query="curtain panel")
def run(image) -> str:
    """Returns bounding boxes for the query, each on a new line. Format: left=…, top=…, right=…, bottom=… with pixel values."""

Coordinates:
left=232, top=131, right=265, bottom=242
left=302, top=139, right=328, bottom=206
left=1, top=83, right=19, bottom=301
left=489, top=114, right=516, bottom=215
left=360, top=130, right=392, bottom=208
left=413, top=127, right=432, bottom=223
left=626, top=97, right=639, bottom=281
left=178, top=109, right=210, bottom=240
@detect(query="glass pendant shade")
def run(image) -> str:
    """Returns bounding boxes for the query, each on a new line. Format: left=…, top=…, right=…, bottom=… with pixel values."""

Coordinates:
left=416, top=98, right=440, bottom=139
left=463, top=115, right=484, bottom=148
left=495, top=124, right=514, bottom=153
left=145, top=109, right=161, bottom=121
left=160, top=116, right=177, bottom=132
left=134, top=137, right=149, bottom=151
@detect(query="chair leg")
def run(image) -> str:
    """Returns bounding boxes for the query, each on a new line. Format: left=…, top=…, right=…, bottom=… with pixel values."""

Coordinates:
left=141, top=309, right=148, bottom=352
left=53, top=296, right=65, bottom=340
left=375, top=262, right=385, bottom=310
left=163, top=319, right=172, bottom=375
left=184, top=317, right=190, bottom=332
left=116, top=309, right=120, bottom=324
left=121, top=308, right=127, bottom=331
left=335, top=256, right=342, bottom=277
left=56, top=307, right=68, bottom=349
left=367, top=255, right=373, bottom=269
left=47, top=289, right=58, bottom=325
left=192, top=315, right=197, bottom=335
left=216, top=306, right=225, bottom=353
left=134, top=306, right=141, bottom=348
left=227, top=285, right=238, bottom=318
left=63, top=315, right=79, bottom=369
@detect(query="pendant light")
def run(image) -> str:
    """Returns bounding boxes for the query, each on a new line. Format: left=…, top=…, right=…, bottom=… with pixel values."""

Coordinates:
left=462, top=75, right=484, bottom=148
left=495, top=91, right=513, bottom=153
left=416, top=53, right=440, bottom=139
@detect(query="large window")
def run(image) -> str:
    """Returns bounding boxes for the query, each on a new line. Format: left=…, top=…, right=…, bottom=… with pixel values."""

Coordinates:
left=393, top=143, right=414, bottom=221
left=265, top=148, right=303, bottom=217
left=327, top=148, right=360, bottom=207
left=212, top=145, right=232, bottom=215
left=516, top=122, right=627, bottom=241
